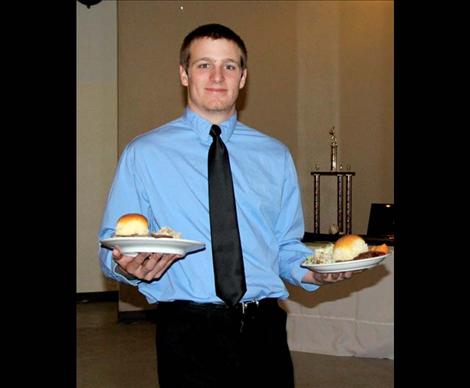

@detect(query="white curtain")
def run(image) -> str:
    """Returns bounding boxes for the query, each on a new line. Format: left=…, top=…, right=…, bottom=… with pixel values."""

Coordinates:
left=284, top=252, right=394, bottom=359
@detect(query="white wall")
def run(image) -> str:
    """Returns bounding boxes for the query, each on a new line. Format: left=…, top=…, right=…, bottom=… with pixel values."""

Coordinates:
left=77, top=0, right=118, bottom=292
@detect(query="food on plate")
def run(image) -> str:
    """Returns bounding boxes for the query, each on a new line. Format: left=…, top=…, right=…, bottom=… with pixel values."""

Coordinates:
left=353, top=250, right=386, bottom=260
left=369, top=243, right=390, bottom=254
left=332, top=234, right=369, bottom=262
left=353, top=243, right=390, bottom=260
left=151, top=226, right=182, bottom=239
left=114, top=213, right=183, bottom=239
left=304, top=242, right=335, bottom=264
left=304, top=234, right=390, bottom=265
left=115, top=213, right=150, bottom=237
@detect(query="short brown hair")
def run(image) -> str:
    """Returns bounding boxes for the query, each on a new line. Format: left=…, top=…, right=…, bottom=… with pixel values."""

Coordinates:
left=180, top=23, right=247, bottom=71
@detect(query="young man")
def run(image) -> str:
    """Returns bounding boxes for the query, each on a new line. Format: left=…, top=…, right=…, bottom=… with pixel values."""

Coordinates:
left=99, top=23, right=354, bottom=387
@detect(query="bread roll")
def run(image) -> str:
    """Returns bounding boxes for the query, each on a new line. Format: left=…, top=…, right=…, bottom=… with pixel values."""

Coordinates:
left=332, top=234, right=368, bottom=262
left=115, top=213, right=149, bottom=237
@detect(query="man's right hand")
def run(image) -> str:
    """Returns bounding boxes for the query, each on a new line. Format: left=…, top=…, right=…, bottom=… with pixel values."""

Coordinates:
left=112, top=247, right=183, bottom=281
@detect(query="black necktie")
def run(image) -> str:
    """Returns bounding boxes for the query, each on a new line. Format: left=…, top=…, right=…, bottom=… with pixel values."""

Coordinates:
left=208, top=124, right=246, bottom=306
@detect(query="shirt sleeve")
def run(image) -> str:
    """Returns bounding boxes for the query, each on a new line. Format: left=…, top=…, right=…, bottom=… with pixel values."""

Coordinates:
left=276, top=149, right=320, bottom=292
left=97, top=142, right=150, bottom=286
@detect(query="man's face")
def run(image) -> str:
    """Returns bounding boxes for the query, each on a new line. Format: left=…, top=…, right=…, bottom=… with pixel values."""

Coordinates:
left=179, top=37, right=247, bottom=122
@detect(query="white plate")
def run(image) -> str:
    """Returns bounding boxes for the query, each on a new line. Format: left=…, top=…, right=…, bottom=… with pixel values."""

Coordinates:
left=301, top=252, right=392, bottom=273
left=100, top=237, right=206, bottom=256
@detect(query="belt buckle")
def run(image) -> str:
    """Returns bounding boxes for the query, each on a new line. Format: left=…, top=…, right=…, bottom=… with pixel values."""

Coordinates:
left=239, top=300, right=259, bottom=333
left=241, top=299, right=259, bottom=315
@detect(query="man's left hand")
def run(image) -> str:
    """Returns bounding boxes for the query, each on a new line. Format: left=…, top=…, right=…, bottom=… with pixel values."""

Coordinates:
left=302, top=269, right=361, bottom=285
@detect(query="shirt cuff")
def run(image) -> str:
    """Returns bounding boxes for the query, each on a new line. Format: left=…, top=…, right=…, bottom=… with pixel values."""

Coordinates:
left=293, top=264, right=320, bottom=292
left=112, top=262, right=141, bottom=286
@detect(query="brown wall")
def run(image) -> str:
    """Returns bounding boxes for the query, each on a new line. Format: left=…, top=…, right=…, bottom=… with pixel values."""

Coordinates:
left=339, top=1, right=394, bottom=231
left=118, top=0, right=298, bottom=155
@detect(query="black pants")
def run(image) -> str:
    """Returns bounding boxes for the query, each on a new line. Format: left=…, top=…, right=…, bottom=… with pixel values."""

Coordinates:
left=155, top=299, right=295, bottom=388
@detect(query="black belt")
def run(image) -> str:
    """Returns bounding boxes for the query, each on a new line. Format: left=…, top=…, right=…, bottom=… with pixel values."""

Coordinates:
left=159, top=298, right=279, bottom=315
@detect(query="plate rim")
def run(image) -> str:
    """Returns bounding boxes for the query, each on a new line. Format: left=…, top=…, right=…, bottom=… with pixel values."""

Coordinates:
left=100, top=236, right=206, bottom=255
left=101, top=236, right=204, bottom=244
left=301, top=252, right=391, bottom=273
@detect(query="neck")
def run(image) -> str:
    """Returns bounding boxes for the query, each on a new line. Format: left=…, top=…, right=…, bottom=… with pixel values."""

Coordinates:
left=187, top=103, right=236, bottom=125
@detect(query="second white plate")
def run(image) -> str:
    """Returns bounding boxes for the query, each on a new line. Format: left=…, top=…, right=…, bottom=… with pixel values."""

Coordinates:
left=301, top=252, right=391, bottom=273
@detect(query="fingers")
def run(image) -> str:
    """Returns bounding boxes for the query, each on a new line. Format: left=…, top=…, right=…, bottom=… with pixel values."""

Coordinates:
left=317, top=272, right=340, bottom=282
left=144, top=253, right=182, bottom=280
left=114, top=251, right=182, bottom=281
left=313, top=271, right=325, bottom=284
left=313, top=270, right=358, bottom=284
left=122, top=252, right=154, bottom=277
left=112, top=247, right=123, bottom=260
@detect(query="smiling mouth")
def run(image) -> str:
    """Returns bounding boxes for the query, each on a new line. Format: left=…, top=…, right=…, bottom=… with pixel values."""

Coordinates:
left=206, top=88, right=226, bottom=93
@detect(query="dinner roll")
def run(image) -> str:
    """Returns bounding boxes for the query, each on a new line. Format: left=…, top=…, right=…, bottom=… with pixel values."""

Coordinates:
left=332, top=234, right=368, bottom=262
left=115, top=213, right=149, bottom=237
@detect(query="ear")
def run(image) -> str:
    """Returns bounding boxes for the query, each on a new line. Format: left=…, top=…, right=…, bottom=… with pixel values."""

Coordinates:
left=179, top=65, right=189, bottom=87
left=239, top=68, right=247, bottom=90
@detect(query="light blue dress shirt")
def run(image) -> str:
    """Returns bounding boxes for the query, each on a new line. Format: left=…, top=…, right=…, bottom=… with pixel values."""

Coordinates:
left=98, top=108, right=319, bottom=303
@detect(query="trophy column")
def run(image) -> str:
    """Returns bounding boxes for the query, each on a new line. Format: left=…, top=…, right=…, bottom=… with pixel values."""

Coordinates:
left=337, top=174, right=344, bottom=233
left=310, top=171, right=356, bottom=235
left=313, top=173, right=320, bottom=234
left=345, top=173, right=353, bottom=234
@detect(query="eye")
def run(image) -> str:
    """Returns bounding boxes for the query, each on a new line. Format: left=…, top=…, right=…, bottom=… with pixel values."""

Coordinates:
left=197, top=63, right=210, bottom=69
left=225, top=64, right=237, bottom=71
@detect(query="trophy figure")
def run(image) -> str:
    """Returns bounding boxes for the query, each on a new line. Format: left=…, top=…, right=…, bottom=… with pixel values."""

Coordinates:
left=329, top=126, right=338, bottom=171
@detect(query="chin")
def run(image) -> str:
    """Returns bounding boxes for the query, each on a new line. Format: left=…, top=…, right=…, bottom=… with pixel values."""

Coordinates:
left=205, top=99, right=229, bottom=109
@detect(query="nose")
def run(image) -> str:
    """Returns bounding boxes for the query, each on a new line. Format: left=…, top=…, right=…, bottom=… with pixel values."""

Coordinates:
left=210, top=66, right=224, bottom=82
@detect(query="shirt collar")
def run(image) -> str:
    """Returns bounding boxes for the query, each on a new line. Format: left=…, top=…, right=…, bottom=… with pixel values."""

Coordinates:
left=183, top=107, right=238, bottom=145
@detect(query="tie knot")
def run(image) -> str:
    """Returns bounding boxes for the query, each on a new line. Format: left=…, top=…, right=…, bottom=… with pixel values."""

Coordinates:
left=210, top=124, right=221, bottom=138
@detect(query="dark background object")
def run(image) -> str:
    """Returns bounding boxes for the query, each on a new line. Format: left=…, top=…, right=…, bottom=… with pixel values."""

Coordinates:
left=367, top=203, right=395, bottom=238
left=77, top=0, right=103, bottom=9
left=302, top=232, right=394, bottom=246
left=303, top=202, right=395, bottom=246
